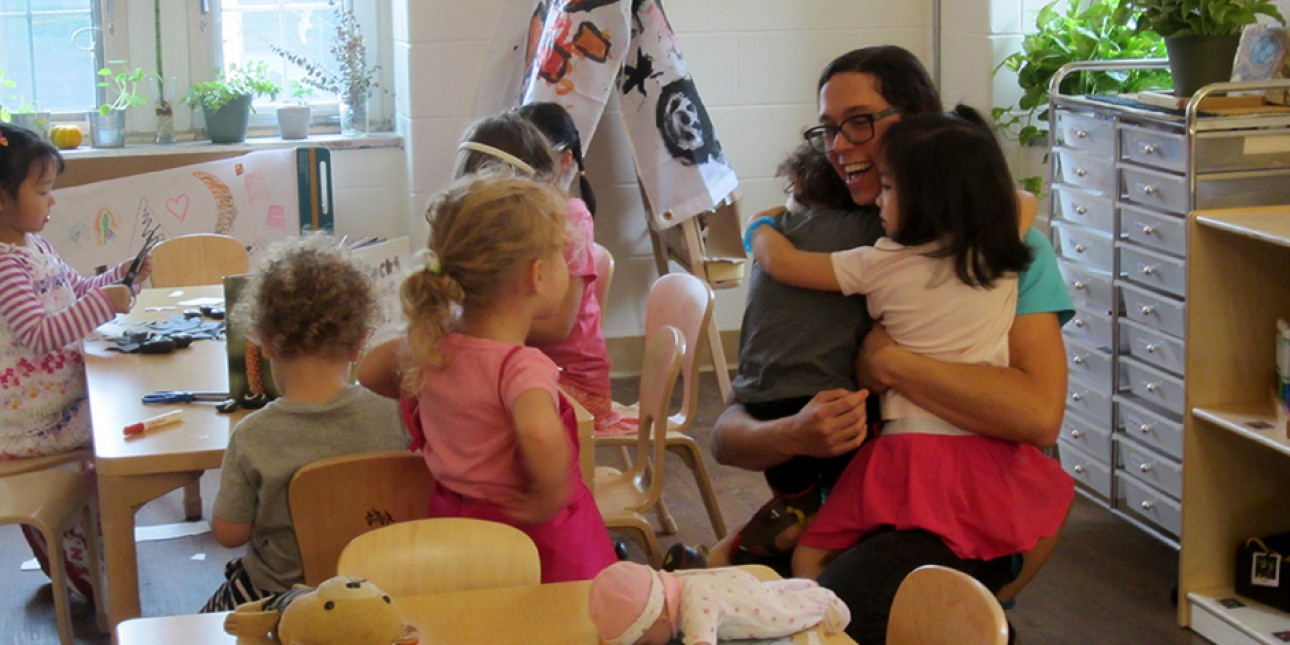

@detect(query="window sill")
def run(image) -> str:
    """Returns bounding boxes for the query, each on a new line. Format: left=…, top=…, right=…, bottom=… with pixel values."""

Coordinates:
left=59, top=132, right=403, bottom=160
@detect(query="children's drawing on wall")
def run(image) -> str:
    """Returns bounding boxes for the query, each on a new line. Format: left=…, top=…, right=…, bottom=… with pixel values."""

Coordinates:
left=478, top=0, right=738, bottom=228
left=349, top=236, right=410, bottom=350
left=50, top=149, right=314, bottom=276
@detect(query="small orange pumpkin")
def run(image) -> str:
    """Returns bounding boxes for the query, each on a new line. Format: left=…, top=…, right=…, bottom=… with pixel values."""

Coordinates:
left=50, top=124, right=83, bottom=150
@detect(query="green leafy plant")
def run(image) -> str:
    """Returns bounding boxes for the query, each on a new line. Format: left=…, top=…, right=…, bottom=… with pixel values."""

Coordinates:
left=288, top=81, right=315, bottom=106
left=97, top=60, right=152, bottom=115
left=1124, top=0, right=1285, bottom=37
left=0, top=68, right=15, bottom=121
left=269, top=1, right=379, bottom=106
left=184, top=60, right=280, bottom=113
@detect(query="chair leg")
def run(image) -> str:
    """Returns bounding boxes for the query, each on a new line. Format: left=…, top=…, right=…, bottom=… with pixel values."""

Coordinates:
left=654, top=497, right=678, bottom=536
left=81, top=502, right=108, bottom=634
left=614, top=522, right=664, bottom=569
left=669, top=441, right=728, bottom=539
left=39, top=523, right=75, bottom=645
left=183, top=480, right=202, bottom=521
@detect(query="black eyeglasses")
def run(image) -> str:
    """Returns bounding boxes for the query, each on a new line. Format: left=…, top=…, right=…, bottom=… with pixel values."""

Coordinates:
left=802, top=107, right=901, bottom=153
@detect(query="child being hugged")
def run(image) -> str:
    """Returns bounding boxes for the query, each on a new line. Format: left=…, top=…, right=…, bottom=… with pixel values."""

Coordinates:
left=202, top=236, right=407, bottom=612
left=746, top=105, right=1073, bottom=579
left=0, top=123, right=147, bottom=601
left=398, top=170, right=615, bottom=583
left=463, top=107, right=635, bottom=436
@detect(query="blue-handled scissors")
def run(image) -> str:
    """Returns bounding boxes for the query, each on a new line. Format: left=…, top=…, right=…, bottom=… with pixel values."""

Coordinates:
left=141, top=390, right=229, bottom=404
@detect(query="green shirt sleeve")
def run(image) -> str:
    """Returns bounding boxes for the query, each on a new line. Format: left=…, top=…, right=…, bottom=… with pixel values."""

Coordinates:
left=1017, top=229, right=1075, bottom=326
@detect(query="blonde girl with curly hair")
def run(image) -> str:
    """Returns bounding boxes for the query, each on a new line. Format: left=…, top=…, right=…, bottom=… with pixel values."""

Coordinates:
left=371, top=170, right=616, bottom=583
left=203, top=235, right=407, bottom=612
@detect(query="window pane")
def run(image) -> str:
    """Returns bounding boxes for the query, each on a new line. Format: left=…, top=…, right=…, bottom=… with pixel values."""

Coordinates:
left=0, top=0, right=95, bottom=113
left=221, top=1, right=340, bottom=104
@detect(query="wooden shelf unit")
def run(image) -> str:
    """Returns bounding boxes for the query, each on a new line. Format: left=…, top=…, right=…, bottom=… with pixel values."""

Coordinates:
left=1180, top=206, right=1290, bottom=643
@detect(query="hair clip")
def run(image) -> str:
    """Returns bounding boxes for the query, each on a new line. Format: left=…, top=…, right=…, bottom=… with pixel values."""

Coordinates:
left=420, top=250, right=442, bottom=275
left=0, top=132, right=8, bottom=147
left=458, top=141, right=536, bottom=175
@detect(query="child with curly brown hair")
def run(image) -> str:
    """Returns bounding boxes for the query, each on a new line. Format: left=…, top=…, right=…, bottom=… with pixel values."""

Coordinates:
left=201, top=236, right=408, bottom=612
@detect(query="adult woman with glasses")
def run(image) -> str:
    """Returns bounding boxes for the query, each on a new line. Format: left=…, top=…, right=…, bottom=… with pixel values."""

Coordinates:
left=710, top=45, right=1073, bottom=644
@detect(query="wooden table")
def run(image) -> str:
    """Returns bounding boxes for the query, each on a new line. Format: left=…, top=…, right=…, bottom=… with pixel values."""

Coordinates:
left=88, top=285, right=596, bottom=632
left=116, top=565, right=857, bottom=644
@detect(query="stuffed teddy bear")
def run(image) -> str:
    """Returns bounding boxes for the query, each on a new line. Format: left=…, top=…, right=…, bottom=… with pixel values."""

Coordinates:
left=587, top=561, right=850, bottom=645
left=223, top=576, right=419, bottom=645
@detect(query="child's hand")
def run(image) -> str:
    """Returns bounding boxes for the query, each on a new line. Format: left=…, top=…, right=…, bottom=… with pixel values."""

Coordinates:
left=498, top=483, right=568, bottom=525
left=132, top=255, right=154, bottom=285
left=101, top=284, right=134, bottom=313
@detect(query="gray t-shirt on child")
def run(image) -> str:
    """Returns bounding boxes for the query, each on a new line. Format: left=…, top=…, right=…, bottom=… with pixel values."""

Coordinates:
left=732, top=205, right=885, bottom=404
left=213, top=384, right=407, bottom=592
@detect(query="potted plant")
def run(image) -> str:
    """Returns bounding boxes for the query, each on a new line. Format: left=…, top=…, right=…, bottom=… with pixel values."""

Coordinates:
left=11, top=102, right=52, bottom=141
left=994, top=0, right=1170, bottom=192
left=276, top=82, right=313, bottom=140
left=185, top=60, right=280, bottom=144
left=90, top=60, right=151, bottom=148
left=1122, top=0, right=1286, bottom=96
left=270, top=1, right=380, bottom=135
left=0, top=67, right=15, bottom=122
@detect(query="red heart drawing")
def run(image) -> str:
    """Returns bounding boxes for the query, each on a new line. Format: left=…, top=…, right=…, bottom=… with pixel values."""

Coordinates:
left=165, top=194, right=190, bottom=222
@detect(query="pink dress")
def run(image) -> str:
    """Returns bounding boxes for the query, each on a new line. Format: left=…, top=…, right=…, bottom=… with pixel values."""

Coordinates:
left=406, top=334, right=615, bottom=583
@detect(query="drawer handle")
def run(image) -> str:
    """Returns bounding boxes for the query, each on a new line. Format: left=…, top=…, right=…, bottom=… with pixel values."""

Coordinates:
left=1076, top=129, right=1089, bottom=139
left=1074, top=243, right=1087, bottom=253
left=1140, top=305, right=1156, bottom=316
left=1139, top=463, right=1153, bottom=473
left=1142, top=185, right=1158, bottom=196
left=1075, top=205, right=1088, bottom=215
left=1075, top=168, right=1088, bottom=177
left=1071, top=392, right=1085, bottom=402
left=1072, top=354, right=1087, bottom=366
left=1138, top=423, right=1154, bottom=434
left=1073, top=280, right=1087, bottom=291
left=1141, top=500, right=1155, bottom=511
left=1145, top=382, right=1160, bottom=393
left=1139, top=224, right=1157, bottom=236
left=1141, top=264, right=1157, bottom=276
left=1074, top=465, right=1086, bottom=474
left=1140, top=143, right=1157, bottom=155
left=1145, top=343, right=1158, bottom=353
left=1073, top=318, right=1086, bottom=328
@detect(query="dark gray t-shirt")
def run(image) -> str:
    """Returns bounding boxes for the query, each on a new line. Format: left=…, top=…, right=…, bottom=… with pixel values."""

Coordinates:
left=213, top=384, right=407, bottom=592
left=732, top=205, right=884, bottom=404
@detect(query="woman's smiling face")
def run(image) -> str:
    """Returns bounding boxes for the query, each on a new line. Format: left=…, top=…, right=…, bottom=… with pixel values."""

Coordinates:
left=817, top=71, right=902, bottom=207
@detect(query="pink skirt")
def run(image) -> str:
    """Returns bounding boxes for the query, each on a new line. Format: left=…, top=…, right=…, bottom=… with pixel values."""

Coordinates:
left=800, top=431, right=1074, bottom=561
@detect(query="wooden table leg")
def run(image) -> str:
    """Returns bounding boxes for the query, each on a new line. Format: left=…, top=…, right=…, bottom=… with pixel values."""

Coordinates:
left=99, top=470, right=203, bottom=637
left=182, top=480, right=203, bottom=521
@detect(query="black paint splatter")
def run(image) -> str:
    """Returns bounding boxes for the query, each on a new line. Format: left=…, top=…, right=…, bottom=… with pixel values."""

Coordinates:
left=655, top=77, right=722, bottom=166
left=622, top=47, right=659, bottom=97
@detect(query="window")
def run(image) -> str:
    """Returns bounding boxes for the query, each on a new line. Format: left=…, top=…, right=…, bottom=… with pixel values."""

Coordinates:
left=0, top=0, right=388, bottom=134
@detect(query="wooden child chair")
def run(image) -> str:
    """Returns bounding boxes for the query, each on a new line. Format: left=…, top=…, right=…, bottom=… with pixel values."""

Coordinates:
left=336, top=517, right=541, bottom=597
left=601, top=273, right=727, bottom=540
left=887, top=565, right=1009, bottom=645
left=593, top=325, right=684, bottom=567
left=592, top=243, right=614, bottom=315
left=288, top=450, right=433, bottom=586
left=0, top=449, right=104, bottom=644
left=148, top=233, right=250, bottom=288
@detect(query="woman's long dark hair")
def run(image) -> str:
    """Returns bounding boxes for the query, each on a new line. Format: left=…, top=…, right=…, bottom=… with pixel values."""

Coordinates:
left=517, top=102, right=597, bottom=216
left=882, top=105, right=1032, bottom=288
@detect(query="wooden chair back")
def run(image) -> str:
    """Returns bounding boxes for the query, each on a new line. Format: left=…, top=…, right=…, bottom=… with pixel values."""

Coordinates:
left=592, top=325, right=684, bottom=566
left=336, top=517, right=541, bottom=596
left=592, top=242, right=614, bottom=316
left=148, top=233, right=250, bottom=287
left=887, top=565, right=1009, bottom=645
left=643, top=272, right=713, bottom=434
left=288, top=450, right=432, bottom=586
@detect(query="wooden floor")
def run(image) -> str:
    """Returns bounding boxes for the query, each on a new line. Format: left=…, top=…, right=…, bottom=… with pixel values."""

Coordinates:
left=1, top=373, right=1209, bottom=644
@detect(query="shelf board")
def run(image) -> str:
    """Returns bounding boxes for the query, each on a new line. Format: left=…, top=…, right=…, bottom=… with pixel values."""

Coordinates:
left=1193, top=402, right=1290, bottom=457
left=1195, top=208, right=1290, bottom=248
left=1190, top=588, right=1290, bottom=644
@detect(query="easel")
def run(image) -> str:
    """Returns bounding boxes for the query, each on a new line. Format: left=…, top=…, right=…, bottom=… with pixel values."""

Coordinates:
left=638, top=182, right=744, bottom=403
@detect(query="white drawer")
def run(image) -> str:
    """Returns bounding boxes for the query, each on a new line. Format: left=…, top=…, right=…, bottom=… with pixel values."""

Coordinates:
left=1067, top=337, right=1121, bottom=392
left=1116, top=394, right=1184, bottom=461
left=1059, top=441, right=1112, bottom=499
left=1116, top=435, right=1182, bottom=500
left=1058, top=258, right=1116, bottom=313
left=1118, top=243, right=1187, bottom=298
left=1068, top=376, right=1114, bottom=421
left=1054, top=185, right=1115, bottom=234
left=1122, top=356, right=1186, bottom=416
left=1116, top=471, right=1181, bottom=536
left=1065, top=302, right=1118, bottom=350
left=1119, top=318, right=1185, bottom=376
left=1057, top=111, right=1116, bottom=157
left=1119, top=123, right=1187, bottom=173
left=1118, top=203, right=1186, bottom=257
left=1055, top=221, right=1115, bottom=273
left=1061, top=410, right=1113, bottom=464
left=1119, top=164, right=1189, bottom=214
left=1056, top=148, right=1116, bottom=195
left=1119, top=281, right=1186, bottom=339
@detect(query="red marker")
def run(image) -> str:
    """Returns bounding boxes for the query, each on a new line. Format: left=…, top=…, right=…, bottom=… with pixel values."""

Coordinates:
left=124, top=410, right=183, bottom=437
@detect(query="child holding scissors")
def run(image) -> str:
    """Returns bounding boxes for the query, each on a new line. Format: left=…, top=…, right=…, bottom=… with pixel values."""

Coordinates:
left=0, top=123, right=150, bottom=601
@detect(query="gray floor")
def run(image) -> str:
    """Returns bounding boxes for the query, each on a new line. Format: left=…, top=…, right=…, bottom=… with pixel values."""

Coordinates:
left=1, top=373, right=1209, bottom=644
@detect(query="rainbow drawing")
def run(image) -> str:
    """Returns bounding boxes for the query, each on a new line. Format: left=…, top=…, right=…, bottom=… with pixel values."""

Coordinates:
left=95, top=208, right=120, bottom=246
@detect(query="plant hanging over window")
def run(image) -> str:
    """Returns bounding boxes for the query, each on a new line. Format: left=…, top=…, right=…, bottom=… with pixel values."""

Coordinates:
left=269, top=1, right=379, bottom=107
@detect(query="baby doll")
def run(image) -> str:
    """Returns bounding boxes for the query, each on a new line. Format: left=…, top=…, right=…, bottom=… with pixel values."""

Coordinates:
left=587, top=561, right=849, bottom=645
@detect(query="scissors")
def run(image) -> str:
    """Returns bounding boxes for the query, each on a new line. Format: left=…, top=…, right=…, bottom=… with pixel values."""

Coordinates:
left=141, top=390, right=229, bottom=404
left=121, top=230, right=161, bottom=290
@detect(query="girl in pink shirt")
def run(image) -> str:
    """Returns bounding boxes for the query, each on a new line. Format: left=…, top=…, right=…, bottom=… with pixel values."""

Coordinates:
left=395, top=170, right=615, bottom=582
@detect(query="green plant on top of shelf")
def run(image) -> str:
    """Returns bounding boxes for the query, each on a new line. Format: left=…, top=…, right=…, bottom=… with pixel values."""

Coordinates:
left=97, top=60, right=152, bottom=115
left=1123, top=0, right=1284, bottom=37
left=288, top=81, right=315, bottom=106
left=269, top=1, right=379, bottom=110
left=184, top=60, right=281, bottom=113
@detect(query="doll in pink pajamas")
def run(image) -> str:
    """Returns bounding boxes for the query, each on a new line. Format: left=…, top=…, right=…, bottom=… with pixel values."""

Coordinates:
left=588, top=561, right=850, bottom=645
